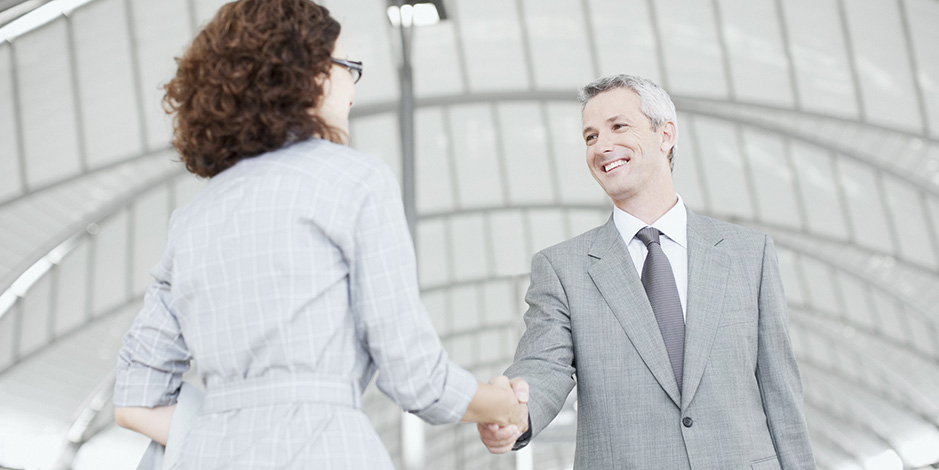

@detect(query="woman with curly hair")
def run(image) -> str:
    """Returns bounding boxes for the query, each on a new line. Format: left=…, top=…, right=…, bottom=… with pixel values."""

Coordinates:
left=112, top=0, right=528, bottom=467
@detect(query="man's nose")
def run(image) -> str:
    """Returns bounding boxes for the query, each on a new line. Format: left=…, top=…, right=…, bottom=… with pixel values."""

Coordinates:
left=595, top=132, right=614, bottom=154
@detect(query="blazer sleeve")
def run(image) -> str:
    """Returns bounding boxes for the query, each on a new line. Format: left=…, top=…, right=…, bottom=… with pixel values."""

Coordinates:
left=505, top=251, right=577, bottom=442
left=348, top=165, right=477, bottom=425
left=755, top=235, right=816, bottom=469
left=114, top=243, right=192, bottom=408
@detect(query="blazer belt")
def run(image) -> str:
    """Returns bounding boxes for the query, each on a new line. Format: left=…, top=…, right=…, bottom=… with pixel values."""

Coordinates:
left=201, top=375, right=360, bottom=413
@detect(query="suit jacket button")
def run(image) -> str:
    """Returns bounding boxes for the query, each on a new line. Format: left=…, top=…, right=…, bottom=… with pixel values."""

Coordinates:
left=682, top=417, right=693, bottom=428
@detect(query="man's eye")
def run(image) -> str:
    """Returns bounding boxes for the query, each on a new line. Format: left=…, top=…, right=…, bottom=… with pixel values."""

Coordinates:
left=585, top=135, right=596, bottom=143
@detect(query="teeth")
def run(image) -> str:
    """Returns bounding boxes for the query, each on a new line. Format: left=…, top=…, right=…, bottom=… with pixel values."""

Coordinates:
left=604, top=160, right=626, bottom=172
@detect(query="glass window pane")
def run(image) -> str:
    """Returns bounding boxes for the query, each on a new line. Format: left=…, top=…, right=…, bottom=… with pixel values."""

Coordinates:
left=415, top=107, right=456, bottom=214
left=72, top=0, right=143, bottom=168
left=448, top=104, right=505, bottom=208
left=16, top=19, right=82, bottom=187
left=520, top=0, right=594, bottom=89
left=790, top=142, right=849, bottom=240
left=496, top=103, right=555, bottom=205
left=0, top=43, right=22, bottom=201
left=655, top=0, right=729, bottom=98
left=780, top=0, right=859, bottom=118
left=689, top=116, right=754, bottom=220
left=716, top=0, right=794, bottom=106
left=585, top=0, right=662, bottom=82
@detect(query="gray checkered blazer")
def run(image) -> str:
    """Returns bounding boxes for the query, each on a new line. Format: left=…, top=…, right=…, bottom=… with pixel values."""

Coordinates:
left=114, top=139, right=476, bottom=469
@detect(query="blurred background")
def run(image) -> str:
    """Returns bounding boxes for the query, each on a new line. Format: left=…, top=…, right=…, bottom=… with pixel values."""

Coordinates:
left=1, top=0, right=938, bottom=468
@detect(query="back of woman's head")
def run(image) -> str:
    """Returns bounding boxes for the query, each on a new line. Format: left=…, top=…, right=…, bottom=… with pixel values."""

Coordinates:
left=164, top=0, right=341, bottom=177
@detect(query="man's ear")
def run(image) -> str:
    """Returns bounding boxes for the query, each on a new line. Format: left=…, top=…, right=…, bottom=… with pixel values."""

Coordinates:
left=660, top=120, right=677, bottom=155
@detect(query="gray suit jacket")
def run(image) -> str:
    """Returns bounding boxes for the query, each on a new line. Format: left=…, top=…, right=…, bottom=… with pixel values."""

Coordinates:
left=506, top=208, right=815, bottom=469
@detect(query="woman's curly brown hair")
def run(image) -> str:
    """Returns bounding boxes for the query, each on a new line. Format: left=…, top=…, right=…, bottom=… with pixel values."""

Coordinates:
left=163, top=0, right=342, bottom=177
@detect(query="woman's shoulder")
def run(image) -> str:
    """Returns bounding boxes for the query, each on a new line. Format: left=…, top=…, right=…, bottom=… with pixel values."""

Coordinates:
left=277, top=138, right=392, bottom=182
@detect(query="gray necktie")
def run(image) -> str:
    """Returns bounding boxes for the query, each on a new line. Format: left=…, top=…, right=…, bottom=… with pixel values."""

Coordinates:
left=635, top=227, right=685, bottom=392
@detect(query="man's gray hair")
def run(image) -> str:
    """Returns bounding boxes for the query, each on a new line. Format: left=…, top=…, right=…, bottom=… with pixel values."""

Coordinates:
left=578, top=74, right=677, bottom=169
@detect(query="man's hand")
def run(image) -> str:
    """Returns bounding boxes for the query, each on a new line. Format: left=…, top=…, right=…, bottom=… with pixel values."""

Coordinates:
left=478, top=377, right=529, bottom=454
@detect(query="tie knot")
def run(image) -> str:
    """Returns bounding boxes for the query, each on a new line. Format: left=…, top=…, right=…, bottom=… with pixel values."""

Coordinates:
left=635, top=227, right=661, bottom=247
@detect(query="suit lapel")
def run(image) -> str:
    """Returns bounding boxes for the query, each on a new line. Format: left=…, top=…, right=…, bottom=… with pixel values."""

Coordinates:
left=587, top=218, right=682, bottom=407
left=680, top=209, right=730, bottom=409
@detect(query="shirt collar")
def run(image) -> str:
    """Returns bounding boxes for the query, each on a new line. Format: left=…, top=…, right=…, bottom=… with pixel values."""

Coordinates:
left=613, top=195, right=687, bottom=248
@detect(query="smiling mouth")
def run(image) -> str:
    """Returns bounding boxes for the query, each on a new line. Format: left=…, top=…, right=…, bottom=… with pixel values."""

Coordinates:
left=603, top=159, right=628, bottom=172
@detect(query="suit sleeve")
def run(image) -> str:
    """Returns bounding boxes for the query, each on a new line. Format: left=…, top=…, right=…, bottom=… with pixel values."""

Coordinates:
left=349, top=165, right=476, bottom=425
left=505, top=251, right=577, bottom=444
left=756, top=235, right=816, bottom=469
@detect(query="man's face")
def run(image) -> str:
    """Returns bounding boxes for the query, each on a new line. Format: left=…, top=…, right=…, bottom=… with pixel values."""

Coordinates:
left=581, top=87, right=674, bottom=206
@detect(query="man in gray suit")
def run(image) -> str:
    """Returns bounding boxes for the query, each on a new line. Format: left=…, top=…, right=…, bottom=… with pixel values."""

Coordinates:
left=478, top=74, right=815, bottom=468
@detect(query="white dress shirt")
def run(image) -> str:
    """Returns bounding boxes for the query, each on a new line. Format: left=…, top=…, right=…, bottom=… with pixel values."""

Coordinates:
left=612, top=195, right=688, bottom=320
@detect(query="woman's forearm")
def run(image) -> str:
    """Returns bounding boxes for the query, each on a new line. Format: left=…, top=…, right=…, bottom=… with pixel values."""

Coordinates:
left=114, top=404, right=176, bottom=445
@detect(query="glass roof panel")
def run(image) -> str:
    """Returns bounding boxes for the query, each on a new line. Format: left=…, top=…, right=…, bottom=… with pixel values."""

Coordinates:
left=566, top=209, right=608, bottom=238
left=655, top=0, right=729, bottom=98
left=449, top=213, right=490, bottom=281
left=674, top=111, right=708, bottom=213
left=15, top=18, right=82, bottom=188
left=799, top=256, right=840, bottom=315
left=128, top=0, right=193, bottom=151
left=422, top=289, right=448, bottom=334
left=52, top=242, right=89, bottom=336
left=19, top=273, right=50, bottom=357
left=480, top=279, right=515, bottom=326
left=715, top=0, right=794, bottom=107
left=448, top=103, right=506, bottom=208
left=451, top=284, right=481, bottom=333
left=790, top=142, right=850, bottom=240
left=836, top=272, right=879, bottom=332
left=688, top=116, right=754, bottom=220
left=835, top=158, right=895, bottom=253
left=90, top=211, right=128, bottom=314
left=742, top=128, right=802, bottom=228
left=71, top=0, right=143, bottom=167
left=0, top=43, right=22, bottom=201
left=453, top=0, right=530, bottom=92
left=871, top=290, right=906, bottom=345
left=883, top=178, right=937, bottom=269
left=842, top=0, right=922, bottom=132
left=520, top=0, right=593, bottom=90
left=350, top=113, right=401, bottom=181
left=779, top=0, right=859, bottom=119
left=411, top=22, right=465, bottom=98
left=192, top=0, right=228, bottom=25
left=130, top=186, right=169, bottom=295
left=585, top=0, right=661, bottom=82
left=487, top=211, right=529, bottom=277
left=776, top=248, right=806, bottom=305
left=528, top=208, right=566, bottom=253
left=415, top=107, right=456, bottom=214
left=417, top=219, right=450, bottom=288
left=326, top=0, right=398, bottom=106
left=904, top=0, right=939, bottom=137
left=496, top=102, right=555, bottom=205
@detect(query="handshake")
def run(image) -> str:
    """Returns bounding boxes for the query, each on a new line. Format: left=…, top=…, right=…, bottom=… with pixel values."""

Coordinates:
left=474, top=376, right=531, bottom=454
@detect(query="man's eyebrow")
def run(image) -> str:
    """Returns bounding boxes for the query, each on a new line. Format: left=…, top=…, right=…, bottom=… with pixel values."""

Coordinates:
left=583, top=115, right=628, bottom=136
left=607, top=114, right=626, bottom=123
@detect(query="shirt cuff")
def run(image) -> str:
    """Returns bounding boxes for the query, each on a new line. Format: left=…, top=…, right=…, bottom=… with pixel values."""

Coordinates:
left=409, top=361, right=478, bottom=425
left=113, top=364, right=181, bottom=408
left=512, top=414, right=533, bottom=451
